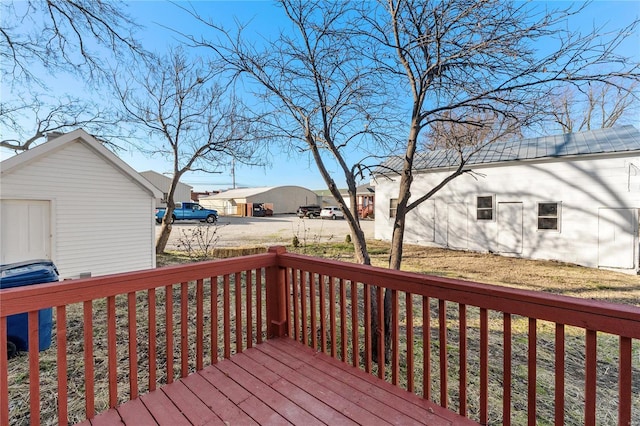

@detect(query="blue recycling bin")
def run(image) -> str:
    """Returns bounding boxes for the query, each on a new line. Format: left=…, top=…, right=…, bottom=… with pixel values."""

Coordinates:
left=0, top=260, right=59, bottom=355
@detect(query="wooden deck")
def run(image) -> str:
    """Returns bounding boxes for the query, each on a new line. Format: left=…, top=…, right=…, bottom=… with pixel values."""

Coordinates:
left=77, top=338, right=475, bottom=426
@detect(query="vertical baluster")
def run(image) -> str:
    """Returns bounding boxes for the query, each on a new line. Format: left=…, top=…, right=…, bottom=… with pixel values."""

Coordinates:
left=423, top=296, right=431, bottom=400
left=439, top=300, right=447, bottom=408
left=351, top=281, right=359, bottom=368
left=329, top=276, right=337, bottom=358
left=166, top=285, right=174, bottom=384
left=127, top=292, right=138, bottom=399
left=56, top=306, right=68, bottom=426
left=211, top=276, right=218, bottom=363
left=480, top=308, right=488, bottom=424
left=503, top=313, right=511, bottom=426
left=180, top=282, right=188, bottom=377
left=364, top=283, right=372, bottom=373
left=292, top=269, right=299, bottom=342
left=406, top=292, right=414, bottom=392
left=107, top=296, right=117, bottom=408
left=320, top=274, right=327, bottom=353
left=554, top=323, right=565, bottom=425
left=148, top=288, right=157, bottom=391
left=310, top=273, right=317, bottom=350
left=246, top=270, right=253, bottom=349
left=235, top=272, right=242, bottom=354
left=301, top=271, right=308, bottom=346
left=256, top=271, right=263, bottom=345
left=584, top=330, right=597, bottom=426
left=391, top=289, right=399, bottom=386
left=459, top=304, right=467, bottom=416
left=28, top=311, right=40, bottom=426
left=83, top=300, right=95, bottom=417
left=196, top=279, right=204, bottom=370
left=619, top=336, right=632, bottom=426
left=527, top=318, right=537, bottom=426
left=0, top=317, right=8, bottom=426
left=285, top=269, right=292, bottom=338
left=377, top=286, right=385, bottom=379
left=224, top=275, right=231, bottom=359
left=340, top=279, right=348, bottom=363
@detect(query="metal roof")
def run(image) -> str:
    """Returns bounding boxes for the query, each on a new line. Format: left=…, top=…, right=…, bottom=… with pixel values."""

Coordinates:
left=377, top=125, right=640, bottom=173
left=200, top=187, right=277, bottom=200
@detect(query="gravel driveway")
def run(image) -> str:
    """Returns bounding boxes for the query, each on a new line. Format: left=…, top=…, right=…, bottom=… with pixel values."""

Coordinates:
left=157, top=214, right=375, bottom=250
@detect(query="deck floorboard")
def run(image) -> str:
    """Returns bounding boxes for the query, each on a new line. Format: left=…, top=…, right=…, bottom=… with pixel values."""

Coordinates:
left=78, top=338, right=477, bottom=425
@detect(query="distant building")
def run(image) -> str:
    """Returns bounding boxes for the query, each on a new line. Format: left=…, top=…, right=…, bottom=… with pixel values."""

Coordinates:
left=315, top=184, right=375, bottom=218
left=374, top=125, right=640, bottom=272
left=199, top=186, right=319, bottom=216
left=139, top=170, right=193, bottom=208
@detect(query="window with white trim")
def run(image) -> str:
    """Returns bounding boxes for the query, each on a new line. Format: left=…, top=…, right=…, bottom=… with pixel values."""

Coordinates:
left=389, top=198, right=398, bottom=218
left=476, top=195, right=494, bottom=220
left=537, top=202, right=560, bottom=230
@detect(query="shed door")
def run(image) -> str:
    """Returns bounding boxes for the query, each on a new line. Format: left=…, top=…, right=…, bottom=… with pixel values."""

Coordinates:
left=0, top=200, right=51, bottom=264
left=598, top=208, right=635, bottom=269
left=447, top=203, right=468, bottom=249
left=498, top=202, right=523, bottom=254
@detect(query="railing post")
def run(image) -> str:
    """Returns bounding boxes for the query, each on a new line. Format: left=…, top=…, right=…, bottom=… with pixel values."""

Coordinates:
left=266, top=246, right=288, bottom=338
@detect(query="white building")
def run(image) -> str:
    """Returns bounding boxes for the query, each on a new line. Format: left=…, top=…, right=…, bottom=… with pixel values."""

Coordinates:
left=0, top=129, right=162, bottom=279
left=374, top=126, right=640, bottom=272
left=139, top=170, right=193, bottom=208
left=200, top=186, right=319, bottom=216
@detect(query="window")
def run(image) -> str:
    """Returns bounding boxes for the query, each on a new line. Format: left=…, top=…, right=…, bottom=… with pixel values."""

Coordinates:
left=389, top=198, right=398, bottom=218
left=476, top=196, right=494, bottom=220
left=538, top=202, right=560, bottom=230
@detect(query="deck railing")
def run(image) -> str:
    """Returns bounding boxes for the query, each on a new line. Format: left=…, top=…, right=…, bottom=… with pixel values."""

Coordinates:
left=1, top=246, right=639, bottom=425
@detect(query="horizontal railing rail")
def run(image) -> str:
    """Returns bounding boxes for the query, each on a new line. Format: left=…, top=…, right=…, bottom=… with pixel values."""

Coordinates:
left=1, top=246, right=639, bottom=425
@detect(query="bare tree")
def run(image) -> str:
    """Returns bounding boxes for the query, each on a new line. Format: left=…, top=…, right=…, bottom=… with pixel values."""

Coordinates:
left=113, top=47, right=259, bottom=253
left=1, top=0, right=143, bottom=84
left=0, top=0, right=147, bottom=151
left=182, top=0, right=399, bottom=265
left=550, top=80, right=639, bottom=133
left=0, top=95, right=120, bottom=152
left=364, top=0, right=640, bottom=271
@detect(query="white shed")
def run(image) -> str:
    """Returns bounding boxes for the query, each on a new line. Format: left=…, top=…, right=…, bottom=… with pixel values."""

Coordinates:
left=139, top=170, right=193, bottom=208
left=0, top=129, right=162, bottom=279
left=199, top=186, right=319, bottom=215
left=374, top=126, right=640, bottom=272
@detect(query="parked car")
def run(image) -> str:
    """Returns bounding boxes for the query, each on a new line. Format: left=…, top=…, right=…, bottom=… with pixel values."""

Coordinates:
left=297, top=205, right=322, bottom=218
left=320, top=206, right=344, bottom=220
left=156, top=202, right=218, bottom=224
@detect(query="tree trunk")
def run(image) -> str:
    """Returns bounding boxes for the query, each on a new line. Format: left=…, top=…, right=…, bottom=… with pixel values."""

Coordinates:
left=155, top=219, right=172, bottom=254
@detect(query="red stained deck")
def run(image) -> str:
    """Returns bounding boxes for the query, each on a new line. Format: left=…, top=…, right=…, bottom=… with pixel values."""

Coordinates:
left=78, top=338, right=474, bottom=426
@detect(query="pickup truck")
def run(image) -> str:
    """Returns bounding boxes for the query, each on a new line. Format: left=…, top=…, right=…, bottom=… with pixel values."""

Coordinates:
left=155, top=202, right=218, bottom=224
left=296, top=204, right=322, bottom=218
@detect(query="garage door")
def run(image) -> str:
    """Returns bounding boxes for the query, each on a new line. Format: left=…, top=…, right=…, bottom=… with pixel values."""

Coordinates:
left=598, top=208, right=635, bottom=269
left=0, top=200, right=51, bottom=264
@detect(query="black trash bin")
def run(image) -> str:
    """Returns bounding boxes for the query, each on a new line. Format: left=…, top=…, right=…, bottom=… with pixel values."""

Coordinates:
left=0, top=260, right=59, bottom=357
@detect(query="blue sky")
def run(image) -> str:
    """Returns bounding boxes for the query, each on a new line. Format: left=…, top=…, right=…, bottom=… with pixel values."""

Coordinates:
left=3, top=1, right=639, bottom=192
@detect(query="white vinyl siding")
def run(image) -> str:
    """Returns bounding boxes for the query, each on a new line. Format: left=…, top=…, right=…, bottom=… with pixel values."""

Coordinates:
left=1, top=140, right=156, bottom=278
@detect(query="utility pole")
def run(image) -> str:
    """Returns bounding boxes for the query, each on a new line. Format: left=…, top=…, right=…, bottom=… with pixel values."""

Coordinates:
left=231, top=158, right=236, bottom=189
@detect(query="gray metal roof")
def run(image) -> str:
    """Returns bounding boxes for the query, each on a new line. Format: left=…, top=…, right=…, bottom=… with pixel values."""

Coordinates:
left=377, top=125, right=640, bottom=173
